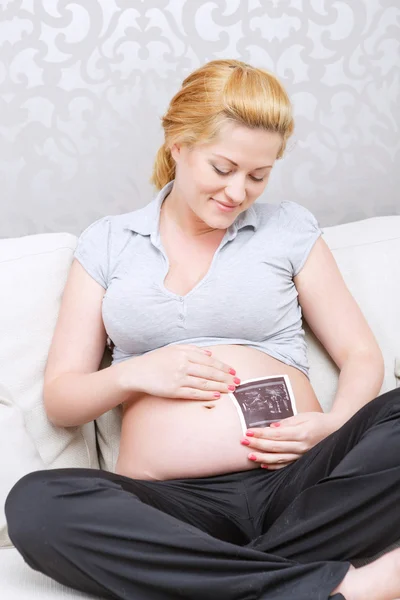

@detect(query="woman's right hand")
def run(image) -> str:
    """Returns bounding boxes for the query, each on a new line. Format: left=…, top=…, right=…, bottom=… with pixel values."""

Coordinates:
left=120, top=344, right=240, bottom=400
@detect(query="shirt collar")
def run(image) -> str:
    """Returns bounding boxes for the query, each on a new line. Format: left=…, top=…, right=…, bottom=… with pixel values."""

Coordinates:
left=125, top=180, right=259, bottom=237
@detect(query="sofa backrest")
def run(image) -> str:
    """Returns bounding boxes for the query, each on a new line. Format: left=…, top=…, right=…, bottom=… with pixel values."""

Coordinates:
left=308, top=215, right=400, bottom=412
left=0, top=233, right=99, bottom=472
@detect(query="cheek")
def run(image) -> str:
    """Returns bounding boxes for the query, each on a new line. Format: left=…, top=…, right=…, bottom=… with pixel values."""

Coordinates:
left=244, top=183, right=265, bottom=207
left=192, top=172, right=221, bottom=197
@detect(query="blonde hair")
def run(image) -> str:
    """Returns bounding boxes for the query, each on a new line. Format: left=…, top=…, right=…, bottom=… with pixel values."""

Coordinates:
left=150, top=59, right=294, bottom=190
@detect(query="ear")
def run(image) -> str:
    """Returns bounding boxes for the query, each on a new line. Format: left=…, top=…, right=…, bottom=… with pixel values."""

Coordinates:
left=170, top=142, right=182, bottom=163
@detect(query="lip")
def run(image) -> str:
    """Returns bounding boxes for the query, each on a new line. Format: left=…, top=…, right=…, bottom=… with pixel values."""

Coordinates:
left=212, top=199, right=237, bottom=212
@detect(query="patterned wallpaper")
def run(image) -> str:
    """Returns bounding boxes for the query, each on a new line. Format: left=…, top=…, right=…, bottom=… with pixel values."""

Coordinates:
left=1, top=0, right=399, bottom=238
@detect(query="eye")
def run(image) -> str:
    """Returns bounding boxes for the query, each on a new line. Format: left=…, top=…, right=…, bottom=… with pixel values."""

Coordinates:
left=212, top=165, right=265, bottom=182
left=213, top=166, right=230, bottom=176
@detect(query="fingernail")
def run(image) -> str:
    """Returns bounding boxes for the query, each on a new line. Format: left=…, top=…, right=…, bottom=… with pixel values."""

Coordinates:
left=271, top=423, right=281, bottom=428
left=228, top=385, right=235, bottom=391
left=248, top=454, right=257, bottom=461
left=229, top=368, right=236, bottom=375
left=204, top=350, right=212, bottom=355
left=213, top=392, right=221, bottom=398
left=246, top=431, right=254, bottom=437
left=233, top=377, right=241, bottom=385
left=261, top=465, right=269, bottom=469
left=241, top=439, right=250, bottom=446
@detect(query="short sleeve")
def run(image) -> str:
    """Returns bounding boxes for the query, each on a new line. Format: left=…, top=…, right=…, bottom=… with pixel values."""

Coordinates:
left=279, top=201, right=322, bottom=277
left=73, top=217, right=111, bottom=289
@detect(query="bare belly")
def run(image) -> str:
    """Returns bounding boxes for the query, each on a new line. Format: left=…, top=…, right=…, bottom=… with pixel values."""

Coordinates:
left=115, top=345, right=322, bottom=481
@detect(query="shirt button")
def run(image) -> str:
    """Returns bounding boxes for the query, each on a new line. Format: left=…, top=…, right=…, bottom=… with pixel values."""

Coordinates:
left=178, top=314, right=184, bottom=321
left=179, top=297, right=184, bottom=302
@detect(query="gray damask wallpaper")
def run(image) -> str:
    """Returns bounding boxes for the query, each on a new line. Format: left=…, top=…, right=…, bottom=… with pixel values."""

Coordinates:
left=1, top=0, right=399, bottom=238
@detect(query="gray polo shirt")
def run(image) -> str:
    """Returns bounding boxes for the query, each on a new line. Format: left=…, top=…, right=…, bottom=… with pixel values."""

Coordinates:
left=74, top=180, right=322, bottom=377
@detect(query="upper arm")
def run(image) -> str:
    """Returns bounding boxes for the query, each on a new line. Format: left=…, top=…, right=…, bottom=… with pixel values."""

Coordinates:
left=44, top=215, right=112, bottom=388
left=294, top=237, right=380, bottom=368
left=44, top=259, right=107, bottom=388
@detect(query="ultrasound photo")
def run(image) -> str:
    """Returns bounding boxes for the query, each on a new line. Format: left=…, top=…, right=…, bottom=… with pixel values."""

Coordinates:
left=228, top=375, right=297, bottom=434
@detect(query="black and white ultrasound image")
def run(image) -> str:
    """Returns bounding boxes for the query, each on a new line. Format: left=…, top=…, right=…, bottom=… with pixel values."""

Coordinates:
left=231, top=376, right=296, bottom=430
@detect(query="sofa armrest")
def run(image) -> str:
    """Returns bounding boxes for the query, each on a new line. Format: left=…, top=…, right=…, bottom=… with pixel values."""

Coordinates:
left=0, top=384, right=45, bottom=548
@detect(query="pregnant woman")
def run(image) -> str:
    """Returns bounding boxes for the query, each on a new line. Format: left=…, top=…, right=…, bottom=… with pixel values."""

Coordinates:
left=6, top=59, right=400, bottom=600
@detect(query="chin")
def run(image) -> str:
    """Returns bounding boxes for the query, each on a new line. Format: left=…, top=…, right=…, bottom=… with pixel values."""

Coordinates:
left=203, top=212, right=236, bottom=230
left=203, top=199, right=239, bottom=227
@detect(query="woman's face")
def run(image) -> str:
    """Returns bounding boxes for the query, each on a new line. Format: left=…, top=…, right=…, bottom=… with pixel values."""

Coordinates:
left=170, top=121, right=283, bottom=230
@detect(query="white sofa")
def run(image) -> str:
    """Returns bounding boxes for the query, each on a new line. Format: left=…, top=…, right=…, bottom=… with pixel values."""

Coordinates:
left=1, top=214, right=400, bottom=599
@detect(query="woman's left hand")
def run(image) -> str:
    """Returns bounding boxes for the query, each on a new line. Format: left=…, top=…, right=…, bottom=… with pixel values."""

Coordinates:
left=241, top=412, right=342, bottom=470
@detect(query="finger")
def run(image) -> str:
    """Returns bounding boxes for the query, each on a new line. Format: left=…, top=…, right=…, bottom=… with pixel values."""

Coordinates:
left=183, top=375, right=235, bottom=394
left=188, top=351, right=238, bottom=377
left=271, top=416, right=304, bottom=427
left=241, top=437, right=306, bottom=455
left=177, top=387, right=224, bottom=401
left=177, top=345, right=215, bottom=360
left=246, top=427, right=305, bottom=442
left=185, top=345, right=214, bottom=356
left=248, top=452, right=300, bottom=465
left=187, top=363, right=238, bottom=386
left=261, top=461, right=296, bottom=470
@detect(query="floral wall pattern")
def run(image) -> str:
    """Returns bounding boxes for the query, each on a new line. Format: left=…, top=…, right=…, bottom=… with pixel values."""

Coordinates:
left=1, top=0, right=399, bottom=238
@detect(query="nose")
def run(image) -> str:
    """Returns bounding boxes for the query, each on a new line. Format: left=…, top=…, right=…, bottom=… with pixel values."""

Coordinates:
left=225, top=176, right=246, bottom=204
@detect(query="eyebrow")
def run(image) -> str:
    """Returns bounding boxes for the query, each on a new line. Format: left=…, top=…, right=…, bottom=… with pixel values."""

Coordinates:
left=211, top=153, right=273, bottom=170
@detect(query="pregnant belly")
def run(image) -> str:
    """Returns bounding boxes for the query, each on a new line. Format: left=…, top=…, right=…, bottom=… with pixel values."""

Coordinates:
left=115, top=345, right=322, bottom=481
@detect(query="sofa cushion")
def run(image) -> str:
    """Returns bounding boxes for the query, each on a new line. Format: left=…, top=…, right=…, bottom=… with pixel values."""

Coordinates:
left=0, top=385, right=45, bottom=548
left=0, top=234, right=99, bottom=520
left=306, top=215, right=400, bottom=412
left=0, top=547, right=94, bottom=599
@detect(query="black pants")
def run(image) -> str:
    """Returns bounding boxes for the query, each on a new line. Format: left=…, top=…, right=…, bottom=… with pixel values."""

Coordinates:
left=5, top=388, right=400, bottom=600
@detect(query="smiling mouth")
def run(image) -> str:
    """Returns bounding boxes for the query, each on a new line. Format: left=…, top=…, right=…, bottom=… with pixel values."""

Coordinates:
left=212, top=198, right=238, bottom=211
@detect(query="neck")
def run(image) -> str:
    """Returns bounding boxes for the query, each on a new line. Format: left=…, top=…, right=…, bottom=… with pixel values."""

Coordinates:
left=161, top=186, right=224, bottom=239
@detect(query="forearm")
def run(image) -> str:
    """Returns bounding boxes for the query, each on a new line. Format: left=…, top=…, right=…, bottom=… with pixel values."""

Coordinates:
left=44, top=360, right=141, bottom=428
left=329, top=348, right=385, bottom=426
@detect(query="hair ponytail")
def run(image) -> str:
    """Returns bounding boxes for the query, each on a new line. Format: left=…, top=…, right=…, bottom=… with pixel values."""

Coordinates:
left=150, top=143, right=176, bottom=190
